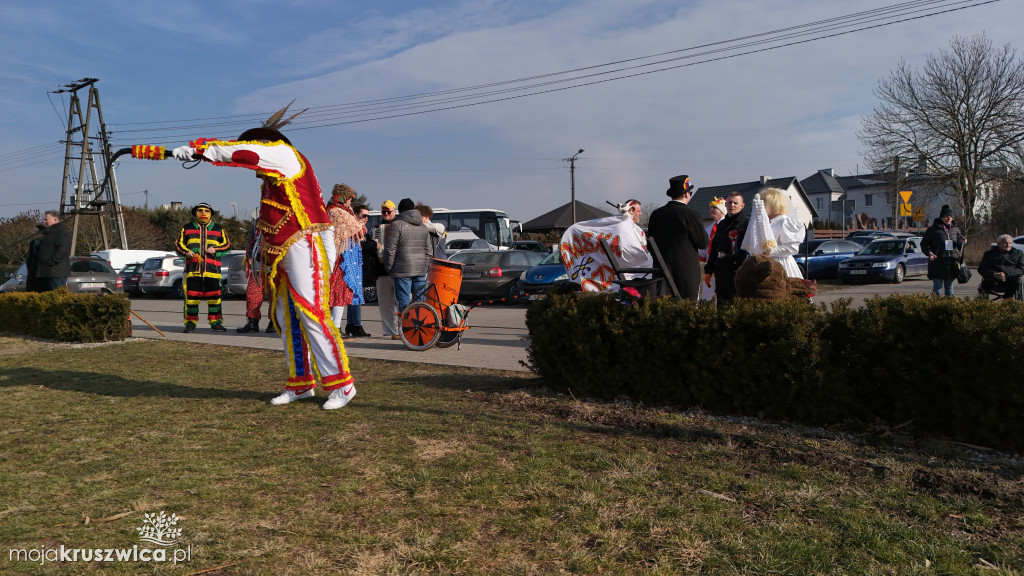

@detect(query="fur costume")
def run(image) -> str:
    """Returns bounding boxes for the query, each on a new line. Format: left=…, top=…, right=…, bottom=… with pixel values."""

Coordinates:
left=734, top=254, right=816, bottom=301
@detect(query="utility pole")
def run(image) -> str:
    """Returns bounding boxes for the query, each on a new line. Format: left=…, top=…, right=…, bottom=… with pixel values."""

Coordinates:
left=53, top=78, right=128, bottom=253
left=563, top=148, right=584, bottom=224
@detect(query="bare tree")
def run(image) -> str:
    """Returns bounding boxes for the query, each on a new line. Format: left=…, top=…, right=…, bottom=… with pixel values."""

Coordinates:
left=860, top=34, right=1024, bottom=233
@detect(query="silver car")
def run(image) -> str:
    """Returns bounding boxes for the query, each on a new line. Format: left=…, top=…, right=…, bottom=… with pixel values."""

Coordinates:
left=0, top=257, right=123, bottom=294
left=139, top=255, right=185, bottom=298
left=220, top=251, right=247, bottom=297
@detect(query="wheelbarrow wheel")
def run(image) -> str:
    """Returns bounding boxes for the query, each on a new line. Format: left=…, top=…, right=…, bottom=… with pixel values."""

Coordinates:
left=435, top=330, right=461, bottom=348
left=400, top=302, right=442, bottom=351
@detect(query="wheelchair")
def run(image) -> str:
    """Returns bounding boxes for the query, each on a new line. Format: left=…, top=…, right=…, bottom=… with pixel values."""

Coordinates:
left=977, top=278, right=1024, bottom=301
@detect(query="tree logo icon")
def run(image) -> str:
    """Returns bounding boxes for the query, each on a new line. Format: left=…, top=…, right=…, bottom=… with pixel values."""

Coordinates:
left=136, top=511, right=182, bottom=547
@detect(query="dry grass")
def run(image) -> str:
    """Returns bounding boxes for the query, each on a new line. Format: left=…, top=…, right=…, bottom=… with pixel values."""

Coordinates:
left=0, top=336, right=1022, bottom=575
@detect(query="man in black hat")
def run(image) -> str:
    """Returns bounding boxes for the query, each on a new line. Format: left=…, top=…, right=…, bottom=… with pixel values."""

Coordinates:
left=705, top=191, right=748, bottom=302
left=175, top=202, right=231, bottom=332
left=647, top=175, right=709, bottom=299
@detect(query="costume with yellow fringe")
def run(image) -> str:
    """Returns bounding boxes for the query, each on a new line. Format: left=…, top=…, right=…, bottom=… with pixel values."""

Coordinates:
left=142, top=105, right=354, bottom=395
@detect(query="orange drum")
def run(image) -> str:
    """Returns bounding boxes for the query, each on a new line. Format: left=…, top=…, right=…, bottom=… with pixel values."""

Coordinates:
left=425, top=258, right=463, bottom=313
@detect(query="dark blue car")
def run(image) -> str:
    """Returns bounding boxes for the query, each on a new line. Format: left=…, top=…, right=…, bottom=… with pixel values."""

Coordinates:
left=793, top=239, right=864, bottom=279
left=838, top=236, right=929, bottom=284
left=517, top=251, right=569, bottom=298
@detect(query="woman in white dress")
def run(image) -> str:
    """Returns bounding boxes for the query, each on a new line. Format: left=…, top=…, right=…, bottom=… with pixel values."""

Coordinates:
left=759, top=187, right=805, bottom=278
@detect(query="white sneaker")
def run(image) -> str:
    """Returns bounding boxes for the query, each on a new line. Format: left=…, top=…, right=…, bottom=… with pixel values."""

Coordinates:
left=269, top=388, right=315, bottom=405
left=322, top=384, right=356, bottom=410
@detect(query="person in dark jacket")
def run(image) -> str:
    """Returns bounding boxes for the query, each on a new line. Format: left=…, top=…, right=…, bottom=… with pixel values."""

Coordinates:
left=647, top=175, right=709, bottom=300
left=383, top=198, right=433, bottom=314
left=920, top=204, right=966, bottom=297
left=35, top=211, right=72, bottom=291
left=704, top=191, right=749, bottom=302
left=24, top=223, right=47, bottom=292
left=978, top=234, right=1024, bottom=297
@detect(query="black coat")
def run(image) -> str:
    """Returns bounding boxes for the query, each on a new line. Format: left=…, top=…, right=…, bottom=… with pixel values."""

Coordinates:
left=978, top=246, right=1024, bottom=284
left=35, top=221, right=72, bottom=279
left=647, top=200, right=709, bottom=299
left=704, top=212, right=749, bottom=301
left=921, top=218, right=965, bottom=280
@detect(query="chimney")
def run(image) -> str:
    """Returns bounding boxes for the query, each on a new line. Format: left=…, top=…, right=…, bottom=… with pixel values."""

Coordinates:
left=759, top=175, right=771, bottom=185
left=818, top=168, right=834, bottom=177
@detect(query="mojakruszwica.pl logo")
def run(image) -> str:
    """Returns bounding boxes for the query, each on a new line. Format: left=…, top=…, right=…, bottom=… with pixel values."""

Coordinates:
left=8, top=511, right=192, bottom=566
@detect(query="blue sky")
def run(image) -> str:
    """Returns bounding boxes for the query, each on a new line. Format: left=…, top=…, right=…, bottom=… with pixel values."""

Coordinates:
left=0, top=0, right=1020, bottom=224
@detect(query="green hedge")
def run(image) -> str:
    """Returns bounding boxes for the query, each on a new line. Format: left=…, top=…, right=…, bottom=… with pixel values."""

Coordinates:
left=526, top=292, right=1024, bottom=451
left=0, top=290, right=131, bottom=342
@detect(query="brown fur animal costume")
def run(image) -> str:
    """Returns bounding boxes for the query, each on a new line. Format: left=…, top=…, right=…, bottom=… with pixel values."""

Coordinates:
left=734, top=254, right=817, bottom=300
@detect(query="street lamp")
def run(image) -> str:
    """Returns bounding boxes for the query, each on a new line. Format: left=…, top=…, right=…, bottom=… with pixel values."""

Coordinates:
left=564, top=148, right=584, bottom=224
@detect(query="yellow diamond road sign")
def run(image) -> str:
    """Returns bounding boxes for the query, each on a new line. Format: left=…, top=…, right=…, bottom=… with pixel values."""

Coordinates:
left=900, top=203, right=913, bottom=217
left=899, top=190, right=913, bottom=204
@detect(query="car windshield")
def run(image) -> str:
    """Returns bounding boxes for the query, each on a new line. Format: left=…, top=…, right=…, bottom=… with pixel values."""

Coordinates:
left=539, top=251, right=562, bottom=265
left=860, top=240, right=905, bottom=255
left=453, top=252, right=501, bottom=266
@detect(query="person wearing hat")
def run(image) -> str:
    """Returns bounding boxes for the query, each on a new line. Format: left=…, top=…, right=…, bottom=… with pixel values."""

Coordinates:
left=705, top=190, right=749, bottom=302
left=921, top=204, right=967, bottom=296
left=175, top=202, right=232, bottom=332
left=647, top=175, right=709, bottom=300
left=150, top=102, right=357, bottom=410
left=384, top=198, right=433, bottom=319
left=698, top=197, right=727, bottom=301
left=373, top=200, right=401, bottom=339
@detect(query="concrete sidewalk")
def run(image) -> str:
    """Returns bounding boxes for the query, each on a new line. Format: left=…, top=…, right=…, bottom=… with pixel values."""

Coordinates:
left=128, top=299, right=534, bottom=372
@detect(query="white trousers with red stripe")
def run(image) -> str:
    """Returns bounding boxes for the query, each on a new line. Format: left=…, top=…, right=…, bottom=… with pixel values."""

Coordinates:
left=271, top=229, right=353, bottom=391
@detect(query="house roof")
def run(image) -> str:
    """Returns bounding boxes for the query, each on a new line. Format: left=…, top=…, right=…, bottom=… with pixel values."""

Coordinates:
left=520, top=200, right=614, bottom=232
left=800, top=169, right=846, bottom=196
left=687, top=177, right=816, bottom=220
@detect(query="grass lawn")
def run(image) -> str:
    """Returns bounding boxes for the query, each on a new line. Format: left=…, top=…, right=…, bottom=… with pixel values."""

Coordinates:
left=0, top=336, right=1022, bottom=575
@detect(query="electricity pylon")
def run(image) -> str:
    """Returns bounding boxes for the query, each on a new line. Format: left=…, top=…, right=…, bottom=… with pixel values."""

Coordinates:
left=53, top=78, right=127, bottom=253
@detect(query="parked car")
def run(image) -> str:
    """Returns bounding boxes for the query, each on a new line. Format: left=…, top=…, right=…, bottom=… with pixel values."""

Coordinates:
left=517, top=250, right=569, bottom=298
left=446, top=238, right=490, bottom=256
left=448, top=249, right=546, bottom=301
left=793, top=239, right=864, bottom=279
left=509, top=240, right=550, bottom=253
left=1, top=257, right=123, bottom=294
left=139, top=254, right=186, bottom=298
left=838, top=236, right=928, bottom=284
left=847, top=234, right=892, bottom=247
left=220, top=251, right=247, bottom=297
left=120, top=262, right=145, bottom=296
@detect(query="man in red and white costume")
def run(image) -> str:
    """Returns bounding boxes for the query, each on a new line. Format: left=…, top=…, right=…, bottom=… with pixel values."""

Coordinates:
left=160, top=111, right=355, bottom=410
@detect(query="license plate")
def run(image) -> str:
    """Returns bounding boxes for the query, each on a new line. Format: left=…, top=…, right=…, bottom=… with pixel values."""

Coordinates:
left=851, top=270, right=867, bottom=275
left=463, top=272, right=482, bottom=279
left=143, top=272, right=153, bottom=278
left=79, top=282, right=104, bottom=289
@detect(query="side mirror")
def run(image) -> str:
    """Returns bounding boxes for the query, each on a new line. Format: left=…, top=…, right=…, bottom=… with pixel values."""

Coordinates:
left=813, top=249, right=825, bottom=256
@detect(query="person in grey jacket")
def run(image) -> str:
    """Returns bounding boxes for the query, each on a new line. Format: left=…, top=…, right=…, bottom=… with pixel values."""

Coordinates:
left=383, top=198, right=433, bottom=314
left=35, top=210, right=72, bottom=291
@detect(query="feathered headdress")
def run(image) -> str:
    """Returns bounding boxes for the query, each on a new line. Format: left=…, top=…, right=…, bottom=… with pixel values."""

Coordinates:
left=238, top=100, right=308, bottom=145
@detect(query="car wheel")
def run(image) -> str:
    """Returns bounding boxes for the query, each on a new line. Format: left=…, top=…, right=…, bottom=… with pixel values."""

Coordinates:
left=797, top=264, right=806, bottom=278
left=892, top=263, right=905, bottom=284
left=504, top=279, right=520, bottom=301
left=173, top=279, right=185, bottom=299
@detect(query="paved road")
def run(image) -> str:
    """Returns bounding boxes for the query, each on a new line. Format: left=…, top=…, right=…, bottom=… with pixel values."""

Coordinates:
left=128, top=273, right=983, bottom=373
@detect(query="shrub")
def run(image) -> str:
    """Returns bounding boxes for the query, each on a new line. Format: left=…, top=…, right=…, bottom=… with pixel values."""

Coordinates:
left=526, top=292, right=1024, bottom=451
left=0, top=290, right=131, bottom=342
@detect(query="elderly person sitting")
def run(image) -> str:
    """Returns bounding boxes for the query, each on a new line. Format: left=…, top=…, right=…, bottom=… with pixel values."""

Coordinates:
left=978, top=234, right=1024, bottom=298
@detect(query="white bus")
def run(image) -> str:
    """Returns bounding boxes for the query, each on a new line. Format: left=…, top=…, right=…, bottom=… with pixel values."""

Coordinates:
left=366, top=207, right=516, bottom=249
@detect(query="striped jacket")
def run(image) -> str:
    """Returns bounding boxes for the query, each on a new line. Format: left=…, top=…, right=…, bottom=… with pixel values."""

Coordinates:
left=175, top=220, right=231, bottom=278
